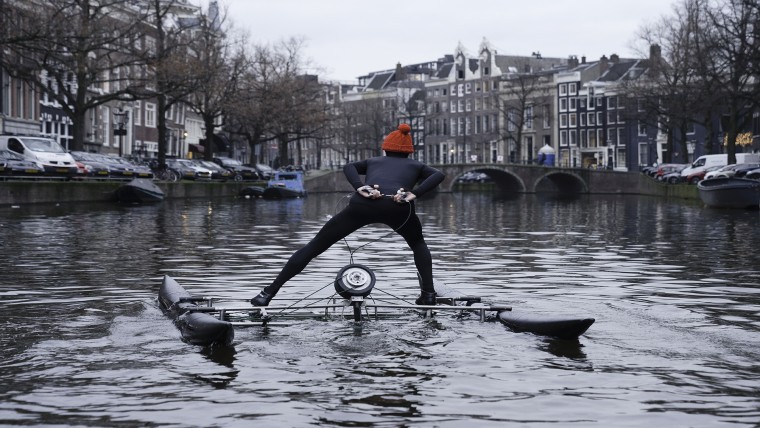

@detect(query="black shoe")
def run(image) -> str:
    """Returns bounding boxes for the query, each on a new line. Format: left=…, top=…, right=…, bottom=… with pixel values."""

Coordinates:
left=415, top=291, right=437, bottom=306
left=251, top=290, right=274, bottom=306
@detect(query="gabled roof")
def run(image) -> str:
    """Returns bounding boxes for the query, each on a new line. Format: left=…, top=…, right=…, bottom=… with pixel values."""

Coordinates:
left=598, top=61, right=638, bottom=82
left=365, top=71, right=394, bottom=90
left=436, top=63, right=453, bottom=79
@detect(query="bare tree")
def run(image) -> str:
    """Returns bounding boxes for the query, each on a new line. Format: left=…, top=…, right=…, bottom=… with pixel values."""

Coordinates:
left=497, top=69, right=553, bottom=163
left=264, top=38, right=328, bottom=167
left=225, top=38, right=329, bottom=167
left=0, top=0, right=148, bottom=151
left=138, top=0, right=201, bottom=167
left=182, top=4, right=246, bottom=162
left=626, top=0, right=711, bottom=163
left=700, top=0, right=760, bottom=163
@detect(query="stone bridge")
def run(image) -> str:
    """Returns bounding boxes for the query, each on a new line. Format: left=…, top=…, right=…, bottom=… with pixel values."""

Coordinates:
left=306, top=163, right=643, bottom=194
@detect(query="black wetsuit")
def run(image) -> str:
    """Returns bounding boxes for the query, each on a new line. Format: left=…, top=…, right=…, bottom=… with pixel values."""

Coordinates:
left=263, top=153, right=445, bottom=296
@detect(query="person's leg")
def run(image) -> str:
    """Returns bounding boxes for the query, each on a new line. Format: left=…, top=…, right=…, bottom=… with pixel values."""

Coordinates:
left=394, top=212, right=437, bottom=305
left=253, top=204, right=367, bottom=305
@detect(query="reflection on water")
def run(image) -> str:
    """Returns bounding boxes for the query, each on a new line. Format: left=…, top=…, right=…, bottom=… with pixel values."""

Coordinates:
left=0, top=193, right=758, bottom=427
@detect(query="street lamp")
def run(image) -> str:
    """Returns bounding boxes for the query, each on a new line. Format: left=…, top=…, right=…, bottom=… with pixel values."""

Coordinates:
left=113, top=109, right=129, bottom=157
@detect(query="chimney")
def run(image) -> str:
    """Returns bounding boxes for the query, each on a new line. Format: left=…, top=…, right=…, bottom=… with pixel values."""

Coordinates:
left=395, top=62, right=406, bottom=81
left=581, top=56, right=586, bottom=64
left=649, top=44, right=662, bottom=62
left=568, top=55, right=579, bottom=68
left=610, top=53, right=619, bottom=63
left=599, top=55, right=609, bottom=74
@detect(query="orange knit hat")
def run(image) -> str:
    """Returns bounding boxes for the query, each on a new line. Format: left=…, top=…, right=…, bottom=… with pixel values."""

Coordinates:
left=381, top=124, right=414, bottom=153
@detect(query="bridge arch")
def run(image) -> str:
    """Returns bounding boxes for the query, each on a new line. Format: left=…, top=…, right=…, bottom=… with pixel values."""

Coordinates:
left=532, top=171, right=588, bottom=194
left=447, top=167, right=526, bottom=193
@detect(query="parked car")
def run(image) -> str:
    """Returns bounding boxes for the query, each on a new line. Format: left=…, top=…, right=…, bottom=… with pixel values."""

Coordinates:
left=166, top=158, right=213, bottom=181
left=641, top=166, right=657, bottom=176
left=69, top=151, right=111, bottom=178
left=213, top=157, right=258, bottom=181
left=255, top=163, right=274, bottom=180
left=744, top=167, right=760, bottom=180
left=654, top=163, right=688, bottom=181
left=456, top=171, right=491, bottom=183
left=685, top=165, right=722, bottom=184
left=89, top=154, right=153, bottom=179
left=0, top=149, right=45, bottom=177
left=194, top=160, right=233, bottom=181
left=0, top=135, right=78, bottom=178
left=717, top=163, right=760, bottom=179
left=662, top=168, right=687, bottom=184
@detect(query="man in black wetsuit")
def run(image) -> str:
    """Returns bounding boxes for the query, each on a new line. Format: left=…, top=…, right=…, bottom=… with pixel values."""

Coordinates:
left=251, top=123, right=445, bottom=307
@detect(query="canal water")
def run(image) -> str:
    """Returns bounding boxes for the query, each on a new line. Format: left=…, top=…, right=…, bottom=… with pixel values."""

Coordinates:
left=0, top=192, right=758, bottom=427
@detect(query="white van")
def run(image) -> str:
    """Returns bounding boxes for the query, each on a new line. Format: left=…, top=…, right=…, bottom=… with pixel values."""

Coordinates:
left=0, top=135, right=78, bottom=177
left=680, top=153, right=760, bottom=177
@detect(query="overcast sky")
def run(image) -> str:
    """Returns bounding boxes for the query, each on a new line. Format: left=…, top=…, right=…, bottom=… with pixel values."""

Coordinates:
left=220, top=0, right=677, bottom=83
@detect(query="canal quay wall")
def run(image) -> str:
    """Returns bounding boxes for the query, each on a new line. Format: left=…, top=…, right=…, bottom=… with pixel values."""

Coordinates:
left=0, top=170, right=697, bottom=207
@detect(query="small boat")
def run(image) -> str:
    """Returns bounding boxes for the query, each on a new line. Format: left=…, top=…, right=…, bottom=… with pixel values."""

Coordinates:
left=239, top=186, right=265, bottom=198
left=158, top=273, right=594, bottom=346
left=158, top=275, right=234, bottom=347
left=114, top=178, right=164, bottom=203
left=262, top=170, right=306, bottom=199
left=697, top=177, right=760, bottom=209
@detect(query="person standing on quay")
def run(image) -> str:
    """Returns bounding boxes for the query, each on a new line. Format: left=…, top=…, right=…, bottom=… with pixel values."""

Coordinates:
left=251, top=124, right=445, bottom=306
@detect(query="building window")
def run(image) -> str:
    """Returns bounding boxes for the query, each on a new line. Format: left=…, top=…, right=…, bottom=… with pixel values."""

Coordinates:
left=581, top=129, right=588, bottom=147
left=560, top=113, right=567, bottom=128
left=145, top=103, right=156, bottom=128
left=589, top=129, right=597, bottom=147
left=559, top=84, right=567, bottom=96
left=597, top=111, right=603, bottom=125
left=525, top=106, right=533, bottom=129
left=569, top=83, right=577, bottom=95
left=607, top=110, right=616, bottom=124
left=588, top=112, right=595, bottom=125
left=559, top=98, right=567, bottom=112
left=569, top=98, right=577, bottom=111
left=569, top=113, right=577, bottom=127
left=608, top=96, right=618, bottom=109
left=560, top=130, right=568, bottom=146
left=638, top=121, right=647, bottom=136
left=580, top=114, right=587, bottom=127
left=542, top=105, right=550, bottom=128
left=508, top=109, right=517, bottom=131
left=569, top=130, right=577, bottom=146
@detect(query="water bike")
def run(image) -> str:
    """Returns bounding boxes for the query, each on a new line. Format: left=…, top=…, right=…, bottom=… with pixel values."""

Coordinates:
left=157, top=265, right=595, bottom=347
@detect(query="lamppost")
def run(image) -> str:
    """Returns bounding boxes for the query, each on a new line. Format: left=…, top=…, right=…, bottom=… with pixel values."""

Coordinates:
left=113, top=109, right=129, bottom=157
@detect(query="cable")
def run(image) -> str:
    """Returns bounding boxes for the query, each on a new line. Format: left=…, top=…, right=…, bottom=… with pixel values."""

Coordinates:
left=339, top=191, right=414, bottom=264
